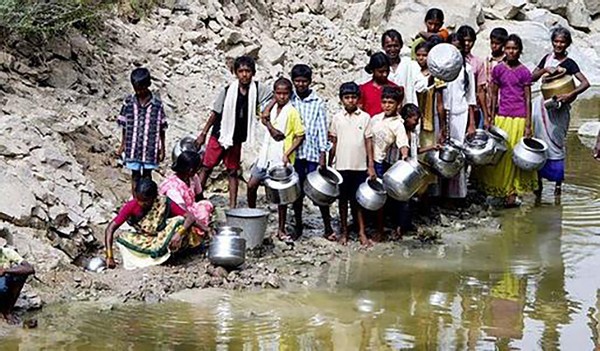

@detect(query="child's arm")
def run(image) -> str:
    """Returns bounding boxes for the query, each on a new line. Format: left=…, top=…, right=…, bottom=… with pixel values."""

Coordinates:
left=418, top=144, right=440, bottom=154
left=477, top=85, right=490, bottom=129
left=365, top=136, right=376, bottom=179
left=283, top=134, right=305, bottom=165
left=436, top=89, right=447, bottom=143
left=159, top=129, right=166, bottom=162
left=490, top=82, right=499, bottom=127
left=196, top=111, right=218, bottom=147
left=467, top=105, right=477, bottom=136
left=117, top=129, right=126, bottom=157
left=400, top=146, right=410, bottom=160
left=524, top=85, right=532, bottom=138
left=328, top=134, right=337, bottom=167
left=104, top=220, right=121, bottom=269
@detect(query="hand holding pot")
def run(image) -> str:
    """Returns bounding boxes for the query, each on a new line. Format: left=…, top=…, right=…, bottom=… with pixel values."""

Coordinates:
left=524, top=125, right=533, bottom=139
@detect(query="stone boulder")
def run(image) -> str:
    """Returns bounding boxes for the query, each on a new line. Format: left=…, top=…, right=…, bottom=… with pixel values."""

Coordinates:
left=485, top=0, right=527, bottom=20
left=584, top=0, right=600, bottom=16
left=566, top=0, right=592, bottom=31
left=259, top=36, right=286, bottom=65
left=0, top=170, right=37, bottom=225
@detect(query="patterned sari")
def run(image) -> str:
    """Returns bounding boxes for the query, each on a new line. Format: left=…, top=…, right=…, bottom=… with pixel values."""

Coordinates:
left=116, top=196, right=202, bottom=265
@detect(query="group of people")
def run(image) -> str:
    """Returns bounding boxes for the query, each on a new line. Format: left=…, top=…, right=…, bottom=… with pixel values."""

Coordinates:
left=102, top=7, right=590, bottom=269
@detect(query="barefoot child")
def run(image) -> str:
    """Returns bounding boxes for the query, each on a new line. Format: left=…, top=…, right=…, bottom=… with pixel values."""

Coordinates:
left=457, top=25, right=489, bottom=128
left=474, top=34, right=538, bottom=207
left=195, top=56, right=273, bottom=208
left=0, top=238, right=35, bottom=325
left=329, top=82, right=376, bottom=246
left=289, top=64, right=334, bottom=240
left=370, top=87, right=410, bottom=240
left=247, top=78, right=305, bottom=243
left=117, top=67, right=167, bottom=194
left=485, top=28, right=509, bottom=125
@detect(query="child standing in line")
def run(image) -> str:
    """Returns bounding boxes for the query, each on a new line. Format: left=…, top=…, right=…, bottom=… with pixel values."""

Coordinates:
left=329, top=82, right=376, bottom=246
left=370, top=87, right=410, bottom=241
left=485, top=28, right=509, bottom=125
left=359, top=52, right=398, bottom=117
left=442, top=33, right=477, bottom=201
left=457, top=25, right=489, bottom=128
left=474, top=34, right=538, bottom=207
left=411, top=8, right=450, bottom=60
left=247, top=78, right=305, bottom=242
left=117, top=67, right=167, bottom=194
left=289, top=64, right=334, bottom=240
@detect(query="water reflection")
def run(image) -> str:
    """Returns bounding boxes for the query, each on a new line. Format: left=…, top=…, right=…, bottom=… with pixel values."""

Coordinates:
left=3, top=98, right=600, bottom=350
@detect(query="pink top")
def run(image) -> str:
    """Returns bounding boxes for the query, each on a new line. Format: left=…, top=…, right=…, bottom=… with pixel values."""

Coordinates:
left=466, top=54, right=486, bottom=87
left=492, top=62, right=532, bottom=118
left=113, top=199, right=186, bottom=227
left=159, top=174, right=214, bottom=227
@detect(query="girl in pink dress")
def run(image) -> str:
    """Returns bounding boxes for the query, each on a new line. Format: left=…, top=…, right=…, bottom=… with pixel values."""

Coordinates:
left=159, top=151, right=214, bottom=233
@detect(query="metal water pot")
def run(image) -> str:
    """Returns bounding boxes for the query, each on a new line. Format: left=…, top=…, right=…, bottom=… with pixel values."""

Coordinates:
left=209, top=226, right=246, bottom=268
left=462, top=129, right=496, bottom=166
left=171, top=136, right=204, bottom=168
left=356, top=178, right=387, bottom=211
left=512, top=137, right=548, bottom=171
left=264, top=165, right=301, bottom=205
left=304, top=167, right=343, bottom=206
left=383, top=159, right=431, bottom=201
left=423, top=145, right=465, bottom=179
left=488, top=126, right=509, bottom=165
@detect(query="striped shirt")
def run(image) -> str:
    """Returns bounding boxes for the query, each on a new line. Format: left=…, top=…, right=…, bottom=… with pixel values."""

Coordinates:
left=117, top=93, right=168, bottom=165
left=291, top=91, right=328, bottom=163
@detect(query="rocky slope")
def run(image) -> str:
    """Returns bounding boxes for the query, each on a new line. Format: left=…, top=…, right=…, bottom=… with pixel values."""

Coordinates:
left=0, top=0, right=598, bottom=295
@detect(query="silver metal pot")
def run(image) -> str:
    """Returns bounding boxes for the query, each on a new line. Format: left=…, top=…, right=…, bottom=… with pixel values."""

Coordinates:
left=383, top=159, right=431, bottom=201
left=209, top=226, right=246, bottom=268
left=172, top=136, right=203, bottom=168
left=264, top=165, right=301, bottom=205
left=225, top=208, right=269, bottom=249
left=438, top=144, right=460, bottom=163
left=423, top=146, right=465, bottom=179
left=488, top=126, right=509, bottom=165
left=462, top=129, right=496, bottom=166
left=304, top=167, right=343, bottom=206
left=512, top=137, right=548, bottom=171
left=356, top=178, right=387, bottom=211
left=86, top=257, right=106, bottom=272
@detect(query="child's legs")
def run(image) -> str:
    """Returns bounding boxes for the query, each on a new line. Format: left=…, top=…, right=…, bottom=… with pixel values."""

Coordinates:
left=338, top=198, right=349, bottom=236
left=223, top=143, right=242, bottom=208
left=278, top=205, right=288, bottom=234
left=247, top=165, right=266, bottom=209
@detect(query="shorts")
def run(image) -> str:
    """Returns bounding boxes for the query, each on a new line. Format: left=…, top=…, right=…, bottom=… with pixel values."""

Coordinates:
left=338, top=170, right=367, bottom=202
left=125, top=162, right=158, bottom=172
left=250, top=165, right=268, bottom=182
left=202, top=136, right=242, bottom=171
left=294, top=159, right=319, bottom=184
left=0, top=275, right=26, bottom=295
left=374, top=162, right=391, bottom=178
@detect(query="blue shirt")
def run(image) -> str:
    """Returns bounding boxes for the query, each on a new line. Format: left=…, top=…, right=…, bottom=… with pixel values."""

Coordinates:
left=291, top=91, right=329, bottom=163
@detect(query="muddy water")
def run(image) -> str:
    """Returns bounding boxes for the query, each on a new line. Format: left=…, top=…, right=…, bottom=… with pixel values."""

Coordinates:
left=3, top=96, right=600, bottom=350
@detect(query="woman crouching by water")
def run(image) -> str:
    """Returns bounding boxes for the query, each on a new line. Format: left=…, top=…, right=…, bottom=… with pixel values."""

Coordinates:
left=532, top=27, right=590, bottom=199
left=104, top=179, right=210, bottom=270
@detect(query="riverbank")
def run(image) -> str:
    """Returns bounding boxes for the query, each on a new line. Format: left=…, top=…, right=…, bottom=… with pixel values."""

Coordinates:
left=13, top=191, right=500, bottom=316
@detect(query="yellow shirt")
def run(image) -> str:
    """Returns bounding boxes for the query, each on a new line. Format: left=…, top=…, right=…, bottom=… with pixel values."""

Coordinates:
left=329, top=109, right=373, bottom=171
left=282, top=106, right=305, bottom=164
left=370, top=113, right=409, bottom=163
left=0, top=247, right=24, bottom=269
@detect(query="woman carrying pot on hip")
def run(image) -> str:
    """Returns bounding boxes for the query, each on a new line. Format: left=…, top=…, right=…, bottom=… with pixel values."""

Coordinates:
left=531, top=27, right=590, bottom=200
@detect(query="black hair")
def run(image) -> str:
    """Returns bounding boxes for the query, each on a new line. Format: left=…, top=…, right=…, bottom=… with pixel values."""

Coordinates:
left=381, top=86, right=404, bottom=103
left=457, top=25, right=477, bottom=41
left=381, top=29, right=403, bottom=47
left=425, top=8, right=444, bottom=22
left=339, top=82, right=360, bottom=98
left=415, top=40, right=433, bottom=53
left=448, top=32, right=470, bottom=98
left=130, top=67, right=151, bottom=88
left=427, top=35, right=445, bottom=47
left=365, top=52, right=391, bottom=74
left=401, top=103, right=421, bottom=119
left=172, top=150, right=201, bottom=174
left=234, top=55, right=256, bottom=74
left=291, top=64, right=312, bottom=81
left=490, top=27, right=509, bottom=43
left=135, top=178, right=158, bottom=199
left=274, top=77, right=293, bottom=93
left=506, top=34, right=524, bottom=53
left=551, top=26, right=572, bottom=47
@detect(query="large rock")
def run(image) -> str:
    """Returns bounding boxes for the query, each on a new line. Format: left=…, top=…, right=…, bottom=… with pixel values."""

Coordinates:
left=259, top=36, right=286, bottom=65
left=487, top=0, right=527, bottom=19
left=523, top=8, right=571, bottom=28
left=46, top=60, right=79, bottom=89
left=343, top=1, right=370, bottom=28
left=536, top=0, right=568, bottom=14
left=0, top=171, right=37, bottom=225
left=566, top=0, right=592, bottom=31
left=584, top=0, right=600, bottom=16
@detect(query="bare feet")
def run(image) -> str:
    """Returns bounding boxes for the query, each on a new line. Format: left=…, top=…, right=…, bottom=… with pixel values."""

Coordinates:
left=324, top=231, right=338, bottom=242
left=3, top=313, right=21, bottom=325
left=359, top=234, right=373, bottom=247
left=372, top=232, right=384, bottom=243
left=391, top=227, right=403, bottom=241
left=339, top=233, right=349, bottom=246
left=277, top=230, right=294, bottom=244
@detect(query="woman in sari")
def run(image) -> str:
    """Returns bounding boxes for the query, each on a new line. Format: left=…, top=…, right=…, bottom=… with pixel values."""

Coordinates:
left=104, top=179, right=209, bottom=270
left=160, top=150, right=214, bottom=230
left=532, top=27, right=590, bottom=199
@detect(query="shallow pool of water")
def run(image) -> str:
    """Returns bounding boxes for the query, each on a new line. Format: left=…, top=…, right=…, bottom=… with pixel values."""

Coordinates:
left=2, top=95, right=600, bottom=350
